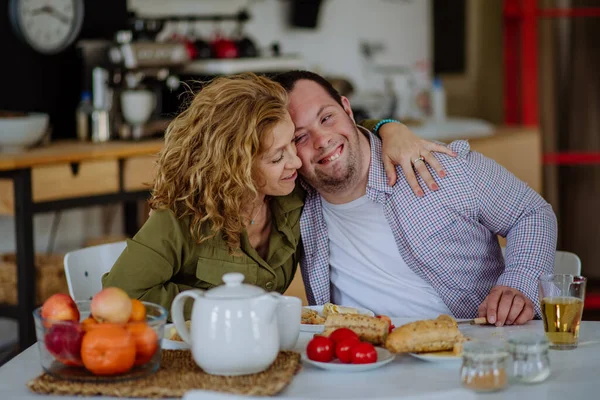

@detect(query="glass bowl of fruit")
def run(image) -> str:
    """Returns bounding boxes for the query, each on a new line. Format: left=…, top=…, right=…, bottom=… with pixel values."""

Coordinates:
left=33, top=288, right=167, bottom=382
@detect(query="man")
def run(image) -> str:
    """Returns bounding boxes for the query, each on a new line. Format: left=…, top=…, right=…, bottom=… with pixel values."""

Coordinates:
left=272, top=70, right=557, bottom=326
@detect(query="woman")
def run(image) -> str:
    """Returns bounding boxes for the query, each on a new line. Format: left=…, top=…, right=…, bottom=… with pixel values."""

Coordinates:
left=102, top=73, right=452, bottom=316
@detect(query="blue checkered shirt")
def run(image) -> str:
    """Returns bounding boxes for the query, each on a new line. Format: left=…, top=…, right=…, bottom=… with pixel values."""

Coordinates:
left=299, top=129, right=557, bottom=318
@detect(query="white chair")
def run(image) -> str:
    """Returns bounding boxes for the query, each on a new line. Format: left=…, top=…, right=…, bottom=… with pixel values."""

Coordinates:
left=64, top=241, right=127, bottom=301
left=501, top=248, right=581, bottom=275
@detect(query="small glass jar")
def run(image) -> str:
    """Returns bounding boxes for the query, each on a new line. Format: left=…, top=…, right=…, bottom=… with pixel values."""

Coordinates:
left=460, top=340, right=509, bottom=392
left=507, top=334, right=551, bottom=384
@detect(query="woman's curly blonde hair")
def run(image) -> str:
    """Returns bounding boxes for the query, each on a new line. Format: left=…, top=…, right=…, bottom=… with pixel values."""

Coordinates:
left=149, top=73, right=290, bottom=250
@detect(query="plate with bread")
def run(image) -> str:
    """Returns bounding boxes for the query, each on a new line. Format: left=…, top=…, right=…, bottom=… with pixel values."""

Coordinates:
left=301, top=303, right=375, bottom=332
left=385, top=315, right=467, bottom=363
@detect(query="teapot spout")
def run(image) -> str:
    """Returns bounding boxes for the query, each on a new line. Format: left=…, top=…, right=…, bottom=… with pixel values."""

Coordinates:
left=251, top=293, right=280, bottom=323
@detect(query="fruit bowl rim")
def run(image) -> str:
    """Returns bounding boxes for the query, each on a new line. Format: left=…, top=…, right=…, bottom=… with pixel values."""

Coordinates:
left=33, top=299, right=168, bottom=327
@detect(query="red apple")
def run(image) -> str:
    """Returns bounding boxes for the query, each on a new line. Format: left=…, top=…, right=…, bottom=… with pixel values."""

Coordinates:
left=41, top=293, right=80, bottom=324
left=91, top=287, right=132, bottom=324
left=44, top=321, right=84, bottom=366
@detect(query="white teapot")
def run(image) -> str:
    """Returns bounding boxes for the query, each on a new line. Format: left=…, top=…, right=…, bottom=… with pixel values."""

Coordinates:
left=171, top=272, right=301, bottom=376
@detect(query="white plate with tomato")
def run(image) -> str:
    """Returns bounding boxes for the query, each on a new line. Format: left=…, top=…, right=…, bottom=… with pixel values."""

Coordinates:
left=301, top=327, right=396, bottom=372
left=302, top=347, right=395, bottom=372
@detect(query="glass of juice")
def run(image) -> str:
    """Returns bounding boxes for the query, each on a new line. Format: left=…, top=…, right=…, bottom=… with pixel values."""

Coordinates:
left=538, top=274, right=586, bottom=350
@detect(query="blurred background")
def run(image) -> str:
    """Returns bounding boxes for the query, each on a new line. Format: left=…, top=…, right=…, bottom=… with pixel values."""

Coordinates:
left=0, top=0, right=599, bottom=359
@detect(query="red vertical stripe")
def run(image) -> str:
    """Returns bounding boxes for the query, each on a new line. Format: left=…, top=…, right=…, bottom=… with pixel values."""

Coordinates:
left=503, top=0, right=521, bottom=124
left=521, top=0, right=538, bottom=126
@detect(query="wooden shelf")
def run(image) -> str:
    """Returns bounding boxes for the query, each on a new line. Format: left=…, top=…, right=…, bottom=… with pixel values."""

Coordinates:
left=0, top=139, right=164, bottom=171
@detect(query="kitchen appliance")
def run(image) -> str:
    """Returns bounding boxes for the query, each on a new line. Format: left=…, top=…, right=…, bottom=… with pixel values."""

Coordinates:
left=106, top=30, right=189, bottom=140
left=77, top=35, right=187, bottom=141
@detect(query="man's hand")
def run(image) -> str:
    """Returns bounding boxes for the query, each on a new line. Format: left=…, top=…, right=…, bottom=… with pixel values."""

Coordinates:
left=478, top=285, right=535, bottom=326
left=378, top=122, right=457, bottom=195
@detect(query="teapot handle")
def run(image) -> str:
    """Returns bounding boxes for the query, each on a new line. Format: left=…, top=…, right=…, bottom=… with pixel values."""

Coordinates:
left=171, top=289, right=204, bottom=345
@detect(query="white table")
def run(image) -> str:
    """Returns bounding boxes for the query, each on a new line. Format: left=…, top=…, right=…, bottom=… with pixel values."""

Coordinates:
left=1, top=320, right=600, bottom=400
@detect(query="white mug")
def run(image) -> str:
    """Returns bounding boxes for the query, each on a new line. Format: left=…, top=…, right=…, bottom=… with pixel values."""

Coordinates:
left=120, top=90, right=156, bottom=126
left=276, top=295, right=302, bottom=350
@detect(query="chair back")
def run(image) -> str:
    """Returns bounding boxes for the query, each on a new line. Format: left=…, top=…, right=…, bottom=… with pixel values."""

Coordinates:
left=64, top=241, right=127, bottom=301
left=552, top=251, right=582, bottom=275
left=501, top=248, right=581, bottom=275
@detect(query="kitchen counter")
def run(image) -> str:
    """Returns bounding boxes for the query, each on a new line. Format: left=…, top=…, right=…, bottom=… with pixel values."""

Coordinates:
left=0, top=139, right=163, bottom=171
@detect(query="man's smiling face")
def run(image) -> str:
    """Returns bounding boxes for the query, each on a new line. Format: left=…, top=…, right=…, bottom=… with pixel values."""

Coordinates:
left=287, top=79, right=364, bottom=194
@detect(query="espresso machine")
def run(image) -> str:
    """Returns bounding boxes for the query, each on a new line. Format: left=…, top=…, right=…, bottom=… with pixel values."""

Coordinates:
left=77, top=28, right=192, bottom=141
left=106, top=30, right=191, bottom=140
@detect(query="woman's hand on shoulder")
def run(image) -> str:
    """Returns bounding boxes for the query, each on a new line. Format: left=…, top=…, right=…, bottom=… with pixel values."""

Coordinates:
left=379, top=122, right=457, bottom=196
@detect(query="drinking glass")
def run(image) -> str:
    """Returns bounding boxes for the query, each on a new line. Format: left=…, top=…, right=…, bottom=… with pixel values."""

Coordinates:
left=538, top=274, right=586, bottom=350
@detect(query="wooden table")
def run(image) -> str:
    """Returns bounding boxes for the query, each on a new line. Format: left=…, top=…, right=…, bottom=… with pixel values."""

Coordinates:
left=0, top=139, right=164, bottom=350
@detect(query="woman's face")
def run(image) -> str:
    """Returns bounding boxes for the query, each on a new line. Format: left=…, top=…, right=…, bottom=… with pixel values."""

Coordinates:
left=254, top=112, right=302, bottom=197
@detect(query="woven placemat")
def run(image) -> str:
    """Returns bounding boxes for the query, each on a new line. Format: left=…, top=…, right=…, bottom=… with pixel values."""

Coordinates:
left=27, top=350, right=301, bottom=398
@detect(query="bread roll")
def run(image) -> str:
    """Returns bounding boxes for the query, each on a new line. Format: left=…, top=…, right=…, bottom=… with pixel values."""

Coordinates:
left=323, top=314, right=389, bottom=345
left=385, top=314, right=464, bottom=353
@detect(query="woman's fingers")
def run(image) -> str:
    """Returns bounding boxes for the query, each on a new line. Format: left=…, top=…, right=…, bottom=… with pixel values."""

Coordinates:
left=401, top=159, right=424, bottom=197
left=421, top=150, right=446, bottom=178
left=426, top=142, right=458, bottom=157
left=413, top=159, right=439, bottom=192
left=382, top=155, right=399, bottom=187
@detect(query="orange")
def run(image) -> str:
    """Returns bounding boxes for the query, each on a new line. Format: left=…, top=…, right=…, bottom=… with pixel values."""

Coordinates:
left=129, top=299, right=146, bottom=322
left=81, top=317, right=98, bottom=332
left=81, top=324, right=136, bottom=376
left=127, top=322, right=159, bottom=365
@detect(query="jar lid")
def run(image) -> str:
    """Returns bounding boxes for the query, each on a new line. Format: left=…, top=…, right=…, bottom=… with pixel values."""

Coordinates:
left=507, top=334, right=550, bottom=354
left=205, top=272, right=266, bottom=299
left=462, top=340, right=509, bottom=361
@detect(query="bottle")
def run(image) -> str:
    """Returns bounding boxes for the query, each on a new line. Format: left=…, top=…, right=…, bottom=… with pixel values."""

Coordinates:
left=431, top=77, right=446, bottom=122
left=91, top=67, right=112, bottom=142
left=75, top=91, right=93, bottom=141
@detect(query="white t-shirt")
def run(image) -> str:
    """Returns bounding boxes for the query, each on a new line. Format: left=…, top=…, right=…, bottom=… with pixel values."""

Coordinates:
left=322, top=195, right=452, bottom=318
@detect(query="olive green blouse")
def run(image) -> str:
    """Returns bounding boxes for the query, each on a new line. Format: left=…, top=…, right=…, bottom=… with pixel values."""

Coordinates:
left=101, top=119, right=382, bottom=319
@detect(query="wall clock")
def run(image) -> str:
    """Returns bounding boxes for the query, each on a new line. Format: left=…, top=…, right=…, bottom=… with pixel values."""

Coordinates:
left=9, top=0, right=85, bottom=54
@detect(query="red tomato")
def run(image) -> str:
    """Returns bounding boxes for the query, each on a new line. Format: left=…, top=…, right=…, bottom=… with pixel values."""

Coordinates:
left=350, top=342, right=378, bottom=364
left=328, top=328, right=359, bottom=345
left=306, top=336, right=334, bottom=363
left=335, top=337, right=360, bottom=363
left=389, top=324, right=396, bottom=333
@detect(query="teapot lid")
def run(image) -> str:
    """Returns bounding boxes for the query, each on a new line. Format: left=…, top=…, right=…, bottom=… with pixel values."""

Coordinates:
left=205, top=272, right=266, bottom=299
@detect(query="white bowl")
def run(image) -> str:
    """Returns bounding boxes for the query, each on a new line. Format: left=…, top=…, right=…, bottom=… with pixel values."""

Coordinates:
left=0, top=112, right=49, bottom=152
